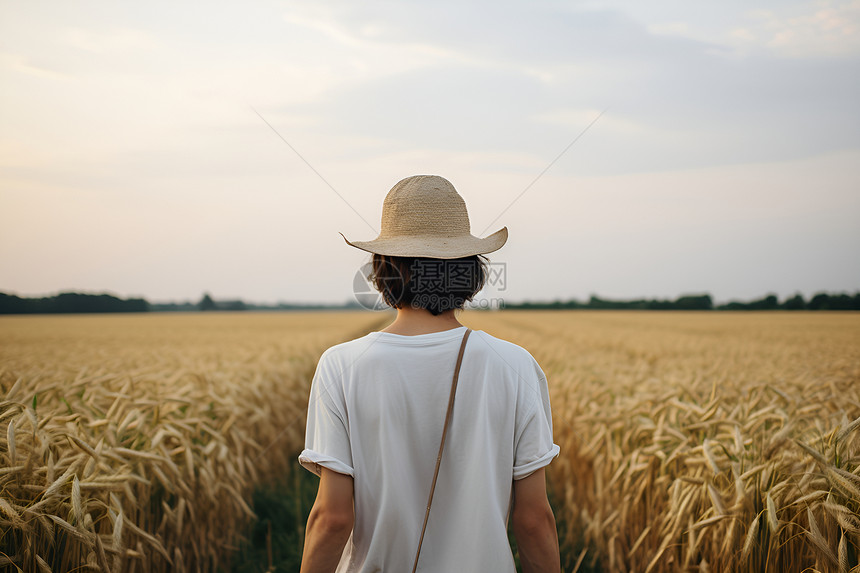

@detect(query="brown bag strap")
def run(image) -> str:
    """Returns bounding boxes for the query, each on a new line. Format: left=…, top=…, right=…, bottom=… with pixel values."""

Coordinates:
left=411, top=328, right=472, bottom=573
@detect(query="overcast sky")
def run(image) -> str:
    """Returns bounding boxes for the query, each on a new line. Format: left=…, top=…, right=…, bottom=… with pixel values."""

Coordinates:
left=1, top=0, right=859, bottom=305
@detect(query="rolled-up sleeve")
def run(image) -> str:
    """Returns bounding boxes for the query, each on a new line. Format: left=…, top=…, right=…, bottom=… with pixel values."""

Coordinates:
left=298, top=352, right=354, bottom=477
left=512, top=370, right=560, bottom=480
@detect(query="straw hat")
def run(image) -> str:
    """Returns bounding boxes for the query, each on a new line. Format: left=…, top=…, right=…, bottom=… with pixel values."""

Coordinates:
left=340, top=175, right=508, bottom=259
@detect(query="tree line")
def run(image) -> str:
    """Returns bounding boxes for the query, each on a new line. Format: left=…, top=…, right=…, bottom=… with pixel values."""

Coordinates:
left=0, top=291, right=359, bottom=314
left=0, top=292, right=149, bottom=314
left=505, top=291, right=860, bottom=311
left=1, top=290, right=858, bottom=314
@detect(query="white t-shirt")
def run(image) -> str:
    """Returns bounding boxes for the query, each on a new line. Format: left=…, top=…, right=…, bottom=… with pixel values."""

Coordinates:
left=299, top=325, right=560, bottom=573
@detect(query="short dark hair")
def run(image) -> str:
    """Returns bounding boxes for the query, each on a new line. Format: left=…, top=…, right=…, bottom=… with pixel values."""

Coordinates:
left=370, top=254, right=489, bottom=316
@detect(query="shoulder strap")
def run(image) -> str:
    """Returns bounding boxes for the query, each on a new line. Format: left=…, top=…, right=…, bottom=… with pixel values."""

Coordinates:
left=411, top=328, right=472, bottom=573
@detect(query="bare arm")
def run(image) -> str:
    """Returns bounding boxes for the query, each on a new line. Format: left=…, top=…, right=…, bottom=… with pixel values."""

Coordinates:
left=300, top=467, right=355, bottom=573
left=512, top=468, right=561, bottom=573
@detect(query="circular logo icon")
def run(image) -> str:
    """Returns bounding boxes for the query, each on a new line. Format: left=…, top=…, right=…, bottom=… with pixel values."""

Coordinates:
left=352, top=260, right=404, bottom=311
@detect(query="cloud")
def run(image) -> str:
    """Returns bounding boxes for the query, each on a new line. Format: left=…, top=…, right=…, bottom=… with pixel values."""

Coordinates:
left=732, top=0, right=860, bottom=58
left=281, top=0, right=725, bottom=70
left=277, top=50, right=860, bottom=177
left=266, top=0, right=860, bottom=176
left=0, top=52, right=69, bottom=80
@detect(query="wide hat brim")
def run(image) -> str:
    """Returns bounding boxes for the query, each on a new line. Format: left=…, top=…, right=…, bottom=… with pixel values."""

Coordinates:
left=340, top=226, right=508, bottom=259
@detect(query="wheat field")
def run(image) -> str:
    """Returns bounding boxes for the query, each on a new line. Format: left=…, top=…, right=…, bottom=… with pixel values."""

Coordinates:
left=0, top=312, right=385, bottom=572
left=462, top=310, right=860, bottom=573
left=2, top=310, right=859, bottom=572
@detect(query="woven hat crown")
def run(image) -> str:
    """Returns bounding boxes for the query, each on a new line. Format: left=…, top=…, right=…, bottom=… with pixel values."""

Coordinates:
left=380, top=176, right=470, bottom=238
left=340, top=175, right=507, bottom=259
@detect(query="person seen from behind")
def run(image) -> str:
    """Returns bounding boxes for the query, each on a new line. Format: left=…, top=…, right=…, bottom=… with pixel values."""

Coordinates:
left=298, top=175, right=562, bottom=572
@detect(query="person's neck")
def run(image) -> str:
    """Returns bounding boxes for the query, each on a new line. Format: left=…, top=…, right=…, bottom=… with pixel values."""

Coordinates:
left=380, top=307, right=463, bottom=336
